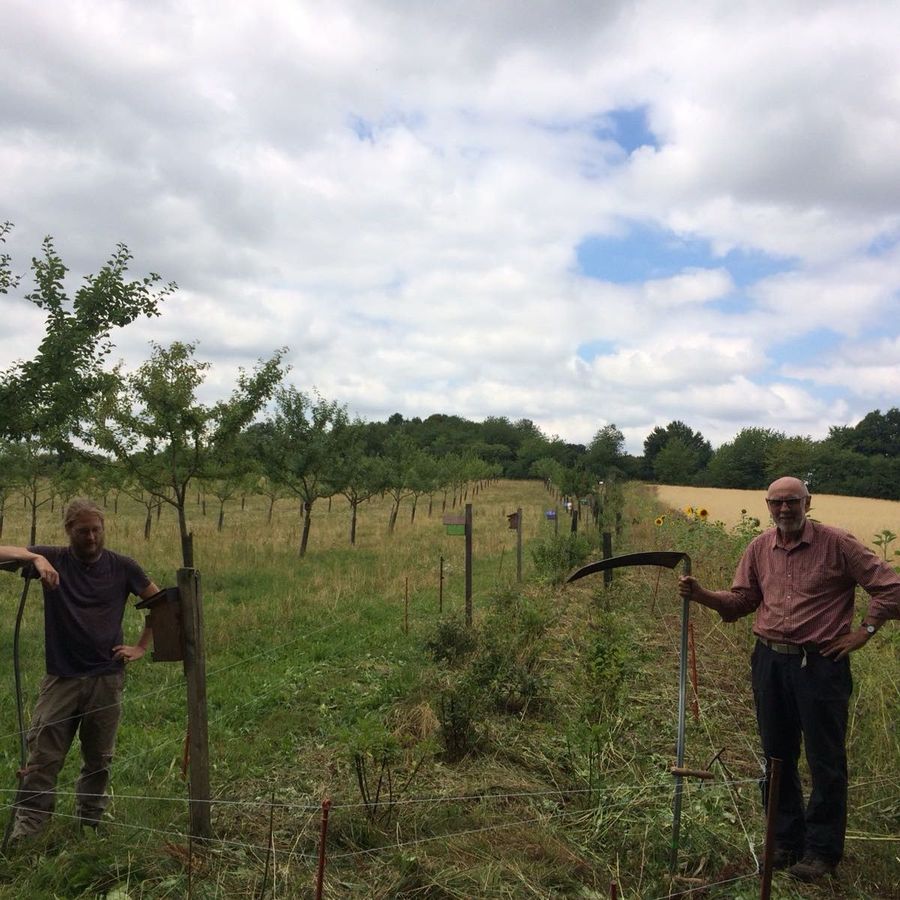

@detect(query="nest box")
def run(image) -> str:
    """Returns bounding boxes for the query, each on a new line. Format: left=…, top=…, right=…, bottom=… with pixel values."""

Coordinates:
left=136, top=586, right=184, bottom=662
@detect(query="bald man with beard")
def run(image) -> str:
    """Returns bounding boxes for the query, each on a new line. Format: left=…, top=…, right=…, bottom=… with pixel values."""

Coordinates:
left=679, top=476, right=900, bottom=883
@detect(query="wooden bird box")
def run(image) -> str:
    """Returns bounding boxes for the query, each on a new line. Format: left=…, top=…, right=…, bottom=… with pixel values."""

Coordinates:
left=136, top=587, right=184, bottom=662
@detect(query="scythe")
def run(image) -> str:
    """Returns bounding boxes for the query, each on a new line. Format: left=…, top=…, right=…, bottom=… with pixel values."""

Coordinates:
left=568, top=551, right=692, bottom=872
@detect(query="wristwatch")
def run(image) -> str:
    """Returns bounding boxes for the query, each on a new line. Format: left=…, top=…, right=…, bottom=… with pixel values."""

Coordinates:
left=862, top=623, right=876, bottom=636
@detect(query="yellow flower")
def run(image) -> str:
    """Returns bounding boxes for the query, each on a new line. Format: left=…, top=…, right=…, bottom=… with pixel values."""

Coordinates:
left=683, top=505, right=694, bottom=516
left=655, top=516, right=665, bottom=526
left=698, top=508, right=709, bottom=519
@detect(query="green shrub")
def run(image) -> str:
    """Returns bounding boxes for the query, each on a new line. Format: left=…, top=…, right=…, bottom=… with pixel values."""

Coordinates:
left=530, top=532, right=594, bottom=585
left=424, top=616, right=478, bottom=666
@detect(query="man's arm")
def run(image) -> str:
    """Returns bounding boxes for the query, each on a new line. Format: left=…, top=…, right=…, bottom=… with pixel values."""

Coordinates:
left=822, top=534, right=900, bottom=661
left=0, top=545, right=59, bottom=588
left=112, top=580, right=160, bottom=663
left=678, top=576, right=759, bottom=621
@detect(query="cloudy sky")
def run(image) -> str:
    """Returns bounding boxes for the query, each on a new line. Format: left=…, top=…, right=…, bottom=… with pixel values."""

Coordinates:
left=2, top=0, right=899, bottom=452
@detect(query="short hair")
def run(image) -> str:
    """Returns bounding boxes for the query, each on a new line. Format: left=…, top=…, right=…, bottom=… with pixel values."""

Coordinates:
left=64, top=498, right=105, bottom=530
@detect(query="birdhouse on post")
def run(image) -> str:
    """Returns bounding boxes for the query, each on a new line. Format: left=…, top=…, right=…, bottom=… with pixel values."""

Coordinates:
left=136, top=587, right=184, bottom=662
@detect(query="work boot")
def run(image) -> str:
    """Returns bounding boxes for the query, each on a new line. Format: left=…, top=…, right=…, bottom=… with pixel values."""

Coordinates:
left=770, top=846, right=800, bottom=870
left=788, top=855, right=837, bottom=882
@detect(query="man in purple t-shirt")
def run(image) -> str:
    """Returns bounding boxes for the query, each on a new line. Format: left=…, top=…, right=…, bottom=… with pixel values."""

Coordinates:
left=0, top=498, right=159, bottom=843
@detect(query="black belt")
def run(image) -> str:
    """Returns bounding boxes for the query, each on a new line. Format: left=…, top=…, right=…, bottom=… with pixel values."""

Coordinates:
left=757, top=637, right=819, bottom=655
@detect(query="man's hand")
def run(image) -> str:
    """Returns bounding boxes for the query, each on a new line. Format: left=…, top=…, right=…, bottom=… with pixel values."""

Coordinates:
left=678, top=575, right=699, bottom=600
left=113, top=644, right=147, bottom=663
left=32, top=555, right=59, bottom=590
left=821, top=629, right=870, bottom=661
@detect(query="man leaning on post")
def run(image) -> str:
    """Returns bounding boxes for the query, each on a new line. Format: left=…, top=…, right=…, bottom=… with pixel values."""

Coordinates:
left=678, top=476, right=900, bottom=883
left=0, top=498, right=159, bottom=845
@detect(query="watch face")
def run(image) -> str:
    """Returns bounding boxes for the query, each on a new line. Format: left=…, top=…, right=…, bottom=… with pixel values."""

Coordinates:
left=865, top=625, right=876, bottom=634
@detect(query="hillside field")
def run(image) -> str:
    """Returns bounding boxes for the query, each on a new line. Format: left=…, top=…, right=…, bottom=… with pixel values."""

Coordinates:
left=655, top=485, right=900, bottom=554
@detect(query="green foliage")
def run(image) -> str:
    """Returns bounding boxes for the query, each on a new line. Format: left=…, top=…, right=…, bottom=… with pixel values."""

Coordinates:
left=873, top=529, right=897, bottom=561
left=704, top=426, right=786, bottom=488
left=0, top=227, right=175, bottom=445
left=584, top=608, right=636, bottom=715
left=643, top=420, right=712, bottom=480
left=436, top=677, right=483, bottom=761
left=529, top=531, right=593, bottom=585
left=464, top=588, right=551, bottom=715
left=93, top=340, right=286, bottom=564
left=424, top=617, right=477, bottom=665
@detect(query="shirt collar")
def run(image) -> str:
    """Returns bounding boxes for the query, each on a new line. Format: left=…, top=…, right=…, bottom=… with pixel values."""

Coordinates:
left=770, top=517, right=814, bottom=550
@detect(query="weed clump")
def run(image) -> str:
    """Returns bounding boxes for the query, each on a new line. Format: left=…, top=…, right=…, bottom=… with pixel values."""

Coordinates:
left=530, top=532, right=594, bottom=584
left=424, top=616, right=477, bottom=665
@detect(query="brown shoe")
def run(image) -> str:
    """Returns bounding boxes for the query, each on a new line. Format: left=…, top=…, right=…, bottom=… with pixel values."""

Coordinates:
left=788, top=856, right=836, bottom=882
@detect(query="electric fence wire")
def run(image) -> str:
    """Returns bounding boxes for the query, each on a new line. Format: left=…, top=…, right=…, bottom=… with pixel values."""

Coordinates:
left=0, top=773, right=797, bottom=811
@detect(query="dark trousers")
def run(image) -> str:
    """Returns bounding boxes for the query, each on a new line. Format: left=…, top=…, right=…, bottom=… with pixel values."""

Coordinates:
left=751, top=640, right=851, bottom=864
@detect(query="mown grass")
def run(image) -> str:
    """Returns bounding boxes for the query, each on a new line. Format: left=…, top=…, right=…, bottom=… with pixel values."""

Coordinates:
left=0, top=482, right=896, bottom=898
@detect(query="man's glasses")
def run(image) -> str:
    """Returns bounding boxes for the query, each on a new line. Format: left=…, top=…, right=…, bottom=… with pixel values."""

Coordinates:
left=765, top=497, right=805, bottom=508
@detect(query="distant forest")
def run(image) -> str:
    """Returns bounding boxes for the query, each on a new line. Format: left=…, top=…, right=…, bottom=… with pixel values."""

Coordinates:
left=358, top=408, right=900, bottom=500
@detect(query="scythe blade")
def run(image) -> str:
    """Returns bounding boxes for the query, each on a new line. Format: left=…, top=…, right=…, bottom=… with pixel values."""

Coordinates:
left=566, top=550, right=688, bottom=583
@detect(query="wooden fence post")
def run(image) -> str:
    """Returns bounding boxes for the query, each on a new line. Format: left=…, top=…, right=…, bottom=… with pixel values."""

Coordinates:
left=515, top=507, right=523, bottom=583
left=602, top=532, right=613, bottom=588
left=760, top=758, right=782, bottom=900
left=178, top=567, right=211, bottom=840
left=464, top=503, right=473, bottom=627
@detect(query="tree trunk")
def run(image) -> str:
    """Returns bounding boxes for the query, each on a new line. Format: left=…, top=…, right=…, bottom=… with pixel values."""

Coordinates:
left=299, top=500, right=313, bottom=556
left=144, top=506, right=152, bottom=540
left=350, top=502, right=358, bottom=545
left=410, top=496, right=418, bottom=524
left=217, top=501, right=225, bottom=532
left=428, top=495, right=433, bottom=517
left=388, top=500, right=400, bottom=534
left=267, top=497, right=275, bottom=525
left=177, top=499, right=194, bottom=567
left=29, top=485, right=38, bottom=546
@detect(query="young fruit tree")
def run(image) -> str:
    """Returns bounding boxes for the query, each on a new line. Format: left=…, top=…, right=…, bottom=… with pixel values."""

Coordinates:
left=92, top=340, right=286, bottom=565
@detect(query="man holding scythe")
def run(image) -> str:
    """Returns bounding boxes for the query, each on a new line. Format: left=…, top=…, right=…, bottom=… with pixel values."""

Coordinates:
left=678, top=476, right=900, bottom=883
left=1, top=497, right=159, bottom=845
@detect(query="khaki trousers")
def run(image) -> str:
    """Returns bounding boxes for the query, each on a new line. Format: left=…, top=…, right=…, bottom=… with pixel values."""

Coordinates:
left=13, top=671, right=124, bottom=837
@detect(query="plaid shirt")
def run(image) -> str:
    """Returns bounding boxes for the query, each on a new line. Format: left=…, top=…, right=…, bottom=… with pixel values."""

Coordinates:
left=715, top=520, right=900, bottom=645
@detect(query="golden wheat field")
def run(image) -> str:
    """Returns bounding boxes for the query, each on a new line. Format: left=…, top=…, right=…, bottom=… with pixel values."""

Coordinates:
left=654, top=484, right=900, bottom=552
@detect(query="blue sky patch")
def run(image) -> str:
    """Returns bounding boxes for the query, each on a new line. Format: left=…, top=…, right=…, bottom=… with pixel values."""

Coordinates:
left=767, top=327, right=844, bottom=373
left=576, top=224, right=794, bottom=289
left=596, top=107, right=658, bottom=154
left=576, top=338, right=616, bottom=362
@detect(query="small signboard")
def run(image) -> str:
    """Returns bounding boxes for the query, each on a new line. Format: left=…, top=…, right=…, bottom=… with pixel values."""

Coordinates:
left=506, top=512, right=519, bottom=530
left=443, top=513, right=466, bottom=536
left=545, top=509, right=556, bottom=520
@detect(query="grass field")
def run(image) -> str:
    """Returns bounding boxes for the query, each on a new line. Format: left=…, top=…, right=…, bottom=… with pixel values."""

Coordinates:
left=0, top=481, right=896, bottom=898
left=654, top=484, right=900, bottom=554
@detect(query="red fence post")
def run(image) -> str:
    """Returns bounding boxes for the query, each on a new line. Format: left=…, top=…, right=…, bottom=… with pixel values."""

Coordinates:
left=315, top=798, right=332, bottom=900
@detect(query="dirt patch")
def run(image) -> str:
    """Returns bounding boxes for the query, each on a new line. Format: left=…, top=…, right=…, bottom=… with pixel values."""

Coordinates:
left=654, top=485, right=900, bottom=552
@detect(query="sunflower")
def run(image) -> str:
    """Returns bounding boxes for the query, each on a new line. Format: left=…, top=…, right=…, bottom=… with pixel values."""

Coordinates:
left=683, top=505, right=694, bottom=516
left=655, top=516, right=665, bottom=526
left=698, top=507, right=709, bottom=519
